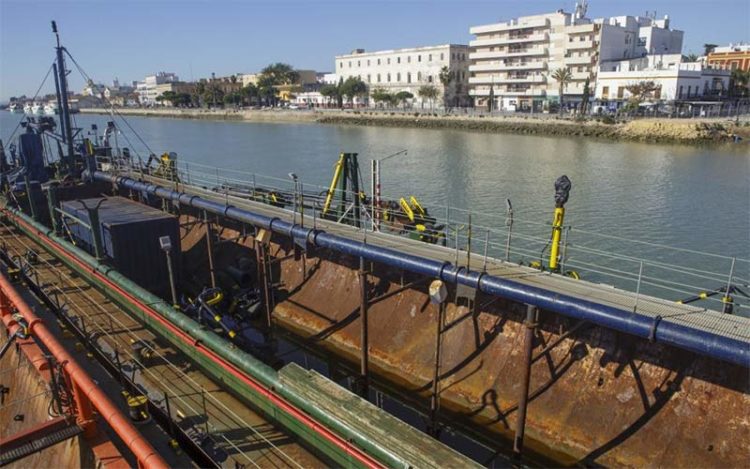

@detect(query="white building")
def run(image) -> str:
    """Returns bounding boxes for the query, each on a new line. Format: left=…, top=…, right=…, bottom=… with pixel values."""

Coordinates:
left=595, top=57, right=730, bottom=105
left=136, top=72, right=179, bottom=106
left=335, top=44, right=471, bottom=108
left=468, top=2, right=684, bottom=111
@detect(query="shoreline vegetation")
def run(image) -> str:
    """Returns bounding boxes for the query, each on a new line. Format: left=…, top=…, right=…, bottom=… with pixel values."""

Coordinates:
left=79, top=108, right=750, bottom=145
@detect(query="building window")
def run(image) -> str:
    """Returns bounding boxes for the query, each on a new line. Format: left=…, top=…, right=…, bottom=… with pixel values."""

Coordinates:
left=340, top=62, right=343, bottom=68
left=418, top=72, right=422, bottom=81
left=428, top=54, right=432, bottom=61
left=428, top=75, right=433, bottom=83
left=387, top=73, right=391, bottom=82
left=357, top=60, right=360, bottom=67
left=367, top=75, right=371, bottom=83
left=418, top=55, right=421, bottom=62
left=348, top=61, right=351, bottom=68
left=367, top=60, right=371, bottom=66
left=407, top=72, right=411, bottom=83
left=617, top=86, right=624, bottom=98
left=407, top=56, right=411, bottom=63
left=440, top=53, right=444, bottom=60
left=602, top=86, right=609, bottom=98
left=397, top=57, right=401, bottom=64
left=678, top=85, right=683, bottom=98
left=377, top=74, right=381, bottom=83
left=377, top=58, right=381, bottom=65
left=452, top=53, right=456, bottom=60
left=397, top=72, right=401, bottom=82
left=387, top=58, right=391, bottom=64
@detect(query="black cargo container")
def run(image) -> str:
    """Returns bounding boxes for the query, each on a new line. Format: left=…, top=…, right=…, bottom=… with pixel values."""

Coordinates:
left=60, top=196, right=180, bottom=297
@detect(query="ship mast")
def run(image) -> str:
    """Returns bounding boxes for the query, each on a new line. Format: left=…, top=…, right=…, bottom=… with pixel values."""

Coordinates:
left=52, top=20, right=75, bottom=174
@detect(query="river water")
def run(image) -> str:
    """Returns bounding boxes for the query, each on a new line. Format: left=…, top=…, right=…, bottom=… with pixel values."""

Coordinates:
left=2, top=112, right=749, bottom=312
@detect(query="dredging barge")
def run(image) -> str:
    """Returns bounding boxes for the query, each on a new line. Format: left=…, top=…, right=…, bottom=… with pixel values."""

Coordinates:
left=0, top=22, right=748, bottom=468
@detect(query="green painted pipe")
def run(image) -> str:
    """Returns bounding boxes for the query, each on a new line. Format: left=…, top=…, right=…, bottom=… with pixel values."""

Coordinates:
left=4, top=204, right=414, bottom=468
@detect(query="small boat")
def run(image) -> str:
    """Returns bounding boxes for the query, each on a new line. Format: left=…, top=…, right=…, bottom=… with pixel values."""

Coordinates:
left=23, top=103, right=33, bottom=114
left=8, top=103, right=20, bottom=113
left=44, top=103, right=58, bottom=115
left=31, top=102, right=43, bottom=115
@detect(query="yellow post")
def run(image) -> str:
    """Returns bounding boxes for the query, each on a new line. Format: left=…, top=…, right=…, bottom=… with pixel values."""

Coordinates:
left=548, top=206, right=565, bottom=271
left=322, top=153, right=345, bottom=216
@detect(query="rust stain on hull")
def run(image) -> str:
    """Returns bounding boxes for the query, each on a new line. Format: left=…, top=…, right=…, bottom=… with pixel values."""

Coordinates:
left=180, top=215, right=750, bottom=467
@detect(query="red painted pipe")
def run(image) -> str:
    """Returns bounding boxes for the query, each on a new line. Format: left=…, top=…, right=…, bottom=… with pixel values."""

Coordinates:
left=6, top=209, right=385, bottom=469
left=0, top=274, right=169, bottom=469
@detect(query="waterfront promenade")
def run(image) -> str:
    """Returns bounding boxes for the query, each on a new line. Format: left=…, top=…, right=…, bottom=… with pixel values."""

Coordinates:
left=80, top=107, right=750, bottom=144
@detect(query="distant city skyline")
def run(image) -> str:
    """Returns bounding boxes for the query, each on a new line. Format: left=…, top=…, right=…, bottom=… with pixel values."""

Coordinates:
left=1, top=0, right=748, bottom=102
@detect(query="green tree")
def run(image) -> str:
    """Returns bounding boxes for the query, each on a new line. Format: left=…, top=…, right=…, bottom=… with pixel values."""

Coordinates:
left=256, top=74, right=278, bottom=106
left=730, top=69, right=750, bottom=98
left=320, top=83, right=343, bottom=108
left=241, top=83, right=258, bottom=106
left=256, top=63, right=300, bottom=107
left=223, top=91, right=243, bottom=107
left=340, top=77, right=368, bottom=107
left=418, top=85, right=439, bottom=110
left=685, top=53, right=699, bottom=62
left=580, top=77, right=591, bottom=115
left=371, top=88, right=393, bottom=107
left=550, top=67, right=573, bottom=117
left=395, top=91, right=414, bottom=108
left=202, top=83, right=224, bottom=107
left=438, top=66, right=453, bottom=109
left=624, top=80, right=660, bottom=113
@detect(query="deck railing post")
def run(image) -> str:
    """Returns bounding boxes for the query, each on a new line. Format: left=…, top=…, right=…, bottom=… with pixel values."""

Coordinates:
left=428, top=280, right=448, bottom=437
left=633, top=261, right=644, bottom=312
left=359, top=256, right=369, bottom=399
left=513, top=304, right=538, bottom=462
left=505, top=199, right=513, bottom=262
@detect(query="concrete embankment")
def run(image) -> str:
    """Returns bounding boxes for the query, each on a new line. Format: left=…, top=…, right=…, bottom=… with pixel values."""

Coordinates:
left=80, top=107, right=749, bottom=144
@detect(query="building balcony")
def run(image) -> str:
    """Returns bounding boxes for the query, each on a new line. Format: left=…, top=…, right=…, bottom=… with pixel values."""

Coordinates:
left=566, top=40, right=595, bottom=50
left=469, top=61, right=548, bottom=72
left=570, top=71, right=592, bottom=80
left=470, top=17, right=549, bottom=35
left=564, top=55, right=594, bottom=65
left=566, top=23, right=597, bottom=34
left=470, top=88, right=547, bottom=97
left=471, top=47, right=548, bottom=60
left=469, top=75, right=546, bottom=85
left=469, top=32, right=548, bottom=48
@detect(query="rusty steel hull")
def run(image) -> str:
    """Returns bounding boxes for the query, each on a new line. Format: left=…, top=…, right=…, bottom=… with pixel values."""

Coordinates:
left=179, top=215, right=750, bottom=467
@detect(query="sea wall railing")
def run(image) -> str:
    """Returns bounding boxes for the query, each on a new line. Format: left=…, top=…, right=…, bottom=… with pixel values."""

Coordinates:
left=97, top=156, right=749, bottom=317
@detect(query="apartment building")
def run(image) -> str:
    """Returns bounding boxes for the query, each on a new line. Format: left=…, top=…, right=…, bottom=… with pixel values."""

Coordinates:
left=468, top=2, right=684, bottom=111
left=707, top=43, right=750, bottom=72
left=136, top=72, right=179, bottom=105
left=335, top=44, right=471, bottom=108
left=596, top=55, right=730, bottom=104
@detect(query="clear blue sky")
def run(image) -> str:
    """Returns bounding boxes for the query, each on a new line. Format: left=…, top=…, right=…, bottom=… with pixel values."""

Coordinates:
left=1, top=0, right=748, bottom=102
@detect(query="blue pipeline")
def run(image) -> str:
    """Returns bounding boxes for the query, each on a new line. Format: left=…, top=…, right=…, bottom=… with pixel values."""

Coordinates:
left=94, top=172, right=750, bottom=368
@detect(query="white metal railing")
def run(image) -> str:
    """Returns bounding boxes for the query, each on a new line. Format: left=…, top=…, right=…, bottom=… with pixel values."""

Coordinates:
left=96, top=156, right=749, bottom=317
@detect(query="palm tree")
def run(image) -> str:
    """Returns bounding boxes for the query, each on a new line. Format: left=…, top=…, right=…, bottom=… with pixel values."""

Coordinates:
left=550, top=67, right=573, bottom=117
left=438, top=66, right=453, bottom=110
left=418, top=85, right=439, bottom=110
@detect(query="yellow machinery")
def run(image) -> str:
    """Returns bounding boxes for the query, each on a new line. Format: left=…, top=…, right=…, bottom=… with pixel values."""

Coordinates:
left=538, top=175, right=578, bottom=278
left=322, top=153, right=364, bottom=227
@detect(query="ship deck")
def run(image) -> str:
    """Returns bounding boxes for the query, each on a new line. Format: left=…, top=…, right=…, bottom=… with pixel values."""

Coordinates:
left=0, top=221, right=324, bottom=468
left=137, top=172, right=749, bottom=349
